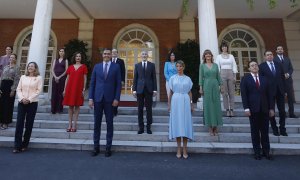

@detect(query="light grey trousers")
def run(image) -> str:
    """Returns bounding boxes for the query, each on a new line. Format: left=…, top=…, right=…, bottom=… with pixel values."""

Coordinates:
left=220, top=69, right=235, bottom=110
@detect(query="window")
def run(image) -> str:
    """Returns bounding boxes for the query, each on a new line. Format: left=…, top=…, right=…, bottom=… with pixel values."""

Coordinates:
left=18, top=32, right=56, bottom=93
left=116, top=29, right=156, bottom=100
left=221, top=29, right=260, bottom=95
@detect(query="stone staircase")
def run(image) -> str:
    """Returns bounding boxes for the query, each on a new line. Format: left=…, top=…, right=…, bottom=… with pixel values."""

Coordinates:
left=0, top=103, right=300, bottom=155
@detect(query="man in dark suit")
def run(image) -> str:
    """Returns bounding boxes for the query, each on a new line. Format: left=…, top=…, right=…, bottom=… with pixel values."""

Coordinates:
left=241, top=61, right=274, bottom=160
left=274, top=45, right=298, bottom=118
left=259, top=50, right=287, bottom=136
left=89, top=49, right=121, bottom=157
left=132, top=51, right=157, bottom=134
left=111, top=48, right=126, bottom=116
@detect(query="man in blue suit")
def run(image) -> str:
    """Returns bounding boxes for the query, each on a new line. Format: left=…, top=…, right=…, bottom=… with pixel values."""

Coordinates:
left=259, top=50, right=287, bottom=136
left=89, top=49, right=121, bottom=157
left=241, top=61, right=274, bottom=160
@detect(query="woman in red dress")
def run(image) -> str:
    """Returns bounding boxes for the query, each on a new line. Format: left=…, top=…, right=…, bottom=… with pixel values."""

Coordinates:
left=63, top=52, right=87, bottom=132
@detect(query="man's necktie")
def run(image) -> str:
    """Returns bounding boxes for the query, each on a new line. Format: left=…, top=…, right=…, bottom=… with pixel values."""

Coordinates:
left=280, top=56, right=284, bottom=63
left=270, top=62, right=276, bottom=76
left=104, top=63, right=108, bottom=79
left=255, top=76, right=260, bottom=89
left=143, top=62, right=146, bottom=77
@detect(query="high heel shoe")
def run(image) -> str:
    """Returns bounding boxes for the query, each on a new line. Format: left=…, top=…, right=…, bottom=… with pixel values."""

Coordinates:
left=226, top=109, right=230, bottom=117
left=213, top=127, right=218, bottom=136
left=183, top=153, right=189, bottom=159
left=230, top=109, right=234, bottom=117
left=183, top=147, right=188, bottom=159
left=176, top=153, right=182, bottom=158
left=176, top=148, right=182, bottom=158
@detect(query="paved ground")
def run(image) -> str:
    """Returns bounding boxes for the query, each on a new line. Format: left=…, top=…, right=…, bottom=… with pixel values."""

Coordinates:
left=0, top=148, right=300, bottom=180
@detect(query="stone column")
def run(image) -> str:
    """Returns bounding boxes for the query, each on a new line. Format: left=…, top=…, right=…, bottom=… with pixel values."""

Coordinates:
left=198, top=0, right=219, bottom=57
left=28, top=0, right=53, bottom=82
left=197, top=0, right=219, bottom=109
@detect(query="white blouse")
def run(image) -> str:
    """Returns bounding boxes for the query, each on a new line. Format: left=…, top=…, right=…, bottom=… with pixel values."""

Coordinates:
left=216, top=54, right=238, bottom=73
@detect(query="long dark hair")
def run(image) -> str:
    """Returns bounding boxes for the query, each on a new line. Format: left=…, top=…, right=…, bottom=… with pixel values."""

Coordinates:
left=71, top=51, right=85, bottom=64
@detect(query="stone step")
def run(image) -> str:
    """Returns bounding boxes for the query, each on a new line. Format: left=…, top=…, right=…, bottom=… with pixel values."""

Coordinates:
left=15, top=105, right=295, bottom=117
left=1, top=136, right=300, bottom=155
left=7, top=119, right=300, bottom=133
left=12, top=113, right=300, bottom=125
left=1, top=128, right=300, bottom=144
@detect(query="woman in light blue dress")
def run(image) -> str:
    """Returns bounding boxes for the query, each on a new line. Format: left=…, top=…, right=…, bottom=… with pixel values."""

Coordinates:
left=164, top=52, right=177, bottom=106
left=168, top=60, right=194, bottom=159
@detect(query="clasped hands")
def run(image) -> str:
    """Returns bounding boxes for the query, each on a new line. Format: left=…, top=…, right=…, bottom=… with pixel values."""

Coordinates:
left=21, top=98, right=30, bottom=104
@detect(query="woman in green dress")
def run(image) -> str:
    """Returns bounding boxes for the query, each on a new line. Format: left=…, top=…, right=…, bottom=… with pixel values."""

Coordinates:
left=199, top=49, right=223, bottom=136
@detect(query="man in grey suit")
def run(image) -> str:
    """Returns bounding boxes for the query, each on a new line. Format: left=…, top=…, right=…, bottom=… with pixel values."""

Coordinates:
left=132, top=51, right=157, bottom=134
left=274, top=46, right=298, bottom=118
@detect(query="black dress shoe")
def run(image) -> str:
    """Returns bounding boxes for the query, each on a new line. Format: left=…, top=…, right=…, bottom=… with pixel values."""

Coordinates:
left=147, top=128, right=152, bottom=134
left=263, top=153, right=274, bottom=160
left=280, top=131, right=288, bottom=136
left=91, top=149, right=100, bottom=157
left=289, top=114, right=298, bottom=118
left=105, top=149, right=112, bottom=157
left=272, top=131, right=280, bottom=136
left=138, top=129, right=144, bottom=134
left=254, top=154, right=262, bottom=160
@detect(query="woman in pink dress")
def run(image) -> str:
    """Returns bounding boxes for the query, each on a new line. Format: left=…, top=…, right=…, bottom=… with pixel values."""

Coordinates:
left=63, top=52, right=87, bottom=132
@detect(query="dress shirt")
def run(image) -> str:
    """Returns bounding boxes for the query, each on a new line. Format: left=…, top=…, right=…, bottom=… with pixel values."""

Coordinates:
left=17, top=75, right=43, bottom=103
left=142, top=60, right=147, bottom=69
left=103, top=61, right=111, bottom=72
left=251, top=73, right=260, bottom=85
left=277, top=54, right=284, bottom=62
left=112, top=58, right=117, bottom=63
left=266, top=61, right=276, bottom=73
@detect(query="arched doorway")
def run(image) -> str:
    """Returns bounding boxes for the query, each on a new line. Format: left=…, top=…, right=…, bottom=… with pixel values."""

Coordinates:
left=219, top=27, right=263, bottom=96
left=113, top=24, right=160, bottom=101
left=14, top=27, right=57, bottom=98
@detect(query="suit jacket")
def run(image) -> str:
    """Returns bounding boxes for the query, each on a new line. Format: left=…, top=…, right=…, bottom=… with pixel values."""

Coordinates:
left=88, top=62, right=121, bottom=103
left=240, top=74, right=274, bottom=113
left=112, top=58, right=126, bottom=83
left=273, top=55, right=294, bottom=87
left=259, top=61, right=285, bottom=96
left=132, top=61, right=157, bottom=94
